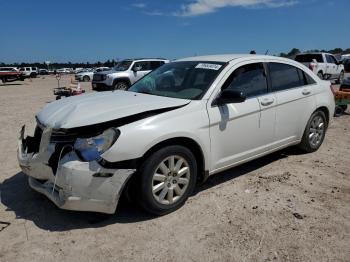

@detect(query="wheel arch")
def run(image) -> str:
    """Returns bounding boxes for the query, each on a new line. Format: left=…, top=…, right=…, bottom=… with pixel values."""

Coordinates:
left=315, top=106, right=330, bottom=128
left=113, top=77, right=131, bottom=87
left=139, top=137, right=207, bottom=183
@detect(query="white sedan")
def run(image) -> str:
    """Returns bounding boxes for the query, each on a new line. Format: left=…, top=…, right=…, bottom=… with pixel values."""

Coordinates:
left=18, top=54, right=335, bottom=215
left=75, top=67, right=110, bottom=82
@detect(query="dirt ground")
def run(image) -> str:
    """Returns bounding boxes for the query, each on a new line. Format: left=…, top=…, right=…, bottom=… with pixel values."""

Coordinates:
left=0, top=75, right=349, bottom=262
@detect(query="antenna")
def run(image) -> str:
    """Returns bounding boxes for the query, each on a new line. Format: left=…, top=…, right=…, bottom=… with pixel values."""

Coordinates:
left=265, top=50, right=269, bottom=55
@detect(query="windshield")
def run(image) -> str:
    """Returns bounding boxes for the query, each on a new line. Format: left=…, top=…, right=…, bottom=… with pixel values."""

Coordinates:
left=128, top=61, right=226, bottom=100
left=296, top=54, right=323, bottom=63
left=113, top=60, right=133, bottom=71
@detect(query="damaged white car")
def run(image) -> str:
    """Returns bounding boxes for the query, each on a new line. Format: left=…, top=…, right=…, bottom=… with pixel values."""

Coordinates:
left=18, top=54, right=335, bottom=215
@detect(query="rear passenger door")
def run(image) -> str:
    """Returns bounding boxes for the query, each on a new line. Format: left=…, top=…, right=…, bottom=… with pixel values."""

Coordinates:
left=268, top=62, right=316, bottom=146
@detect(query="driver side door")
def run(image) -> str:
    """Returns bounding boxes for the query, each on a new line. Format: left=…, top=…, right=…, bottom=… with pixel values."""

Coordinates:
left=131, top=61, right=151, bottom=84
left=207, top=62, right=276, bottom=172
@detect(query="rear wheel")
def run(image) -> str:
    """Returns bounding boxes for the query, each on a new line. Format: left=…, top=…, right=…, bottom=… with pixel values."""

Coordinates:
left=317, top=71, right=324, bottom=80
left=138, top=145, right=197, bottom=215
left=113, top=81, right=129, bottom=90
left=337, top=71, right=344, bottom=84
left=83, top=75, right=90, bottom=82
left=299, top=110, right=327, bottom=152
left=334, top=105, right=346, bottom=117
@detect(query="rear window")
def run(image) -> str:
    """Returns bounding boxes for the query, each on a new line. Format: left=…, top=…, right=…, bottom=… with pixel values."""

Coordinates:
left=295, top=54, right=323, bottom=63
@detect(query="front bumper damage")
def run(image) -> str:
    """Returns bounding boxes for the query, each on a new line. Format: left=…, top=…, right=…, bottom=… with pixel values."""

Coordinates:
left=17, top=125, right=135, bottom=214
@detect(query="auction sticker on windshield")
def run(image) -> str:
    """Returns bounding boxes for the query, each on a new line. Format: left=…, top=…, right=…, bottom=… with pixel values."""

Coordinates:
left=195, top=63, right=222, bottom=70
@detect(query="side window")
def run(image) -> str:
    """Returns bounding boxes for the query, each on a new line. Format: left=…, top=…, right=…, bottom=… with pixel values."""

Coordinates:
left=326, top=55, right=333, bottom=64
left=150, top=61, right=163, bottom=70
left=268, top=63, right=303, bottom=92
left=222, top=63, right=267, bottom=98
left=134, top=61, right=150, bottom=71
left=330, top=56, right=338, bottom=64
left=297, top=68, right=317, bottom=86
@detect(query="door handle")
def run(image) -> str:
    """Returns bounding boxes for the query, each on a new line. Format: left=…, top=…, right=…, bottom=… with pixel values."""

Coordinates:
left=302, top=89, right=311, bottom=95
left=260, top=99, right=274, bottom=106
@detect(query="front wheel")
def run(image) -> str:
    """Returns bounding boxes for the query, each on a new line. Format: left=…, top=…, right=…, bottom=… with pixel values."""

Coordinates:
left=138, top=145, right=197, bottom=215
left=83, top=75, right=90, bottom=82
left=298, top=110, right=327, bottom=152
left=113, top=81, right=129, bottom=90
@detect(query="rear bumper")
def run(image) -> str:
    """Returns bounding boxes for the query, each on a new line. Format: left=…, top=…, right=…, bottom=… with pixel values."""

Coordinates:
left=18, top=126, right=136, bottom=214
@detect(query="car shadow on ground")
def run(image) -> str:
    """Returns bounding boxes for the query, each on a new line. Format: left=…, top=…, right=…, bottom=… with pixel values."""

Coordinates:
left=0, top=147, right=305, bottom=232
left=0, top=83, right=24, bottom=86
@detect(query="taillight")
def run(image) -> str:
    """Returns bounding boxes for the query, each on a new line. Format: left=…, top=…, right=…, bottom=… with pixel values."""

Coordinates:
left=309, top=64, right=315, bottom=71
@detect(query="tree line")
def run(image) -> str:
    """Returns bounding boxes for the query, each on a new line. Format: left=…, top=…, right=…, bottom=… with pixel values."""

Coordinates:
left=1, top=48, right=350, bottom=68
left=0, top=59, right=118, bottom=69
left=279, top=47, right=350, bottom=58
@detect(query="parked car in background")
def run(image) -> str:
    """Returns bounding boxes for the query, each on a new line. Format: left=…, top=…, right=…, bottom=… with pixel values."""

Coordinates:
left=92, top=58, right=169, bottom=91
left=18, top=54, right=335, bottom=215
left=0, top=67, right=19, bottom=72
left=295, top=53, right=344, bottom=83
left=19, top=67, right=39, bottom=78
left=0, top=67, right=24, bottom=83
left=343, top=59, right=350, bottom=73
left=39, top=69, right=49, bottom=75
left=74, top=68, right=84, bottom=74
left=56, top=68, right=71, bottom=74
left=75, top=67, right=110, bottom=82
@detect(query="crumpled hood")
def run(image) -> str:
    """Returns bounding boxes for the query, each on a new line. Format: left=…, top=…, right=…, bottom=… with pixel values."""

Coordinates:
left=37, top=91, right=190, bottom=129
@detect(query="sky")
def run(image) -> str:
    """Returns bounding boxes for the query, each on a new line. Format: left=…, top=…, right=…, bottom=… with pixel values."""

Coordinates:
left=0, top=0, right=349, bottom=63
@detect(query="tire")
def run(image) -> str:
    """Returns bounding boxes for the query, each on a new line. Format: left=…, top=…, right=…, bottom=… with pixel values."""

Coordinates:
left=113, top=81, right=129, bottom=90
left=298, top=110, right=327, bottom=152
left=83, top=75, right=90, bottom=82
left=56, top=95, right=61, bottom=100
left=317, top=71, right=324, bottom=80
left=337, top=71, right=345, bottom=84
left=341, top=105, right=348, bottom=112
left=334, top=106, right=344, bottom=117
left=137, top=145, right=197, bottom=215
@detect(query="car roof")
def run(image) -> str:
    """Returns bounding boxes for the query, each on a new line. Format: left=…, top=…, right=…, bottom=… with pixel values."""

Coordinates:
left=122, top=58, right=168, bottom=62
left=175, top=54, right=290, bottom=63
left=297, top=52, right=332, bottom=55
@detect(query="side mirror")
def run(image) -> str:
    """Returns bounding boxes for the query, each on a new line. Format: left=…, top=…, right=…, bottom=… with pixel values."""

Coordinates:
left=214, top=89, right=246, bottom=106
left=132, top=65, right=142, bottom=72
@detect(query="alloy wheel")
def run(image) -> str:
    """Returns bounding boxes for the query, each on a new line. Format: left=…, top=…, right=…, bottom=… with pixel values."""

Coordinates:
left=308, top=115, right=325, bottom=147
left=152, top=155, right=190, bottom=205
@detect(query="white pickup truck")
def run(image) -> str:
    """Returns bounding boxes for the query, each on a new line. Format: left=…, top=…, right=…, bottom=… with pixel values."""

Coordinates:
left=295, top=53, right=344, bottom=83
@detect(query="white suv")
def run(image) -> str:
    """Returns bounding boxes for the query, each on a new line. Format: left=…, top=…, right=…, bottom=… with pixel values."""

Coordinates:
left=18, top=54, right=335, bottom=215
left=92, top=58, right=169, bottom=91
left=19, top=67, right=39, bottom=78
left=295, top=53, right=344, bottom=83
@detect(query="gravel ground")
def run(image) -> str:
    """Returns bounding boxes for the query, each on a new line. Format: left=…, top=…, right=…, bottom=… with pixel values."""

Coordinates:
left=0, top=74, right=349, bottom=262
